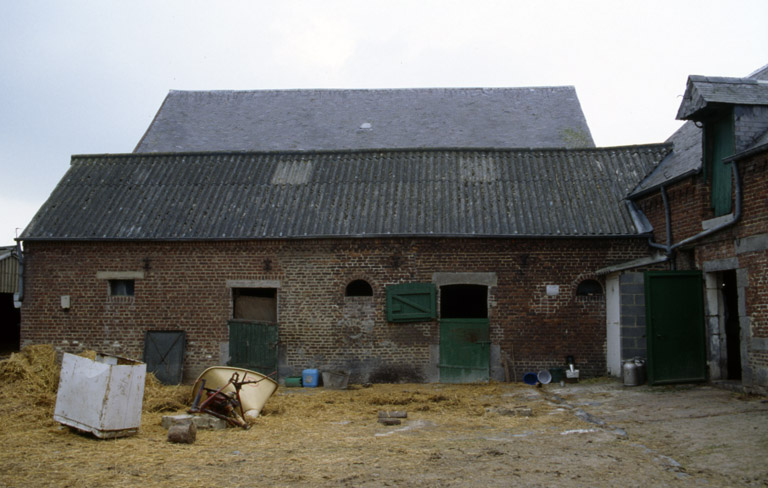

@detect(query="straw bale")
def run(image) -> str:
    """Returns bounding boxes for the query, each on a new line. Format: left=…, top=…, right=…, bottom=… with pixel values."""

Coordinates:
left=0, top=344, right=59, bottom=393
left=143, top=373, right=192, bottom=413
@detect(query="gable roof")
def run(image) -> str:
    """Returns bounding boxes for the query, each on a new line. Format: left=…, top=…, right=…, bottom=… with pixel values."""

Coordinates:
left=21, top=145, right=667, bottom=242
left=677, top=75, right=768, bottom=120
left=134, top=87, right=595, bottom=153
left=630, top=66, right=768, bottom=198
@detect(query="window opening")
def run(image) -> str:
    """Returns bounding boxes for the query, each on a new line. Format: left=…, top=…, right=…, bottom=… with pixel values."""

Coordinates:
left=440, top=284, right=488, bottom=319
left=576, top=279, right=603, bottom=296
left=346, top=279, right=373, bottom=297
left=233, top=288, right=277, bottom=322
left=109, top=279, right=135, bottom=297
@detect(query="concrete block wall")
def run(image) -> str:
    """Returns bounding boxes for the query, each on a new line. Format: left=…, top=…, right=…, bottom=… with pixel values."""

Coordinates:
left=619, top=272, right=647, bottom=361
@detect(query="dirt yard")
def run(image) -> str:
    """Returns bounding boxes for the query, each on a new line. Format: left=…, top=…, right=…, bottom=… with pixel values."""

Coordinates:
left=1, top=346, right=766, bottom=487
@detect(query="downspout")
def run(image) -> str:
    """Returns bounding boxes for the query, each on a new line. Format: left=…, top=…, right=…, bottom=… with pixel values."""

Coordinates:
left=13, top=239, right=23, bottom=306
left=646, top=185, right=673, bottom=254
left=642, top=161, right=742, bottom=258
left=669, top=161, right=742, bottom=250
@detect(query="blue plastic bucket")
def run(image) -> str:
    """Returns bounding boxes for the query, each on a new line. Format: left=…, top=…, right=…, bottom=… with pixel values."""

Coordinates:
left=523, top=372, right=538, bottom=385
left=302, top=368, right=320, bottom=387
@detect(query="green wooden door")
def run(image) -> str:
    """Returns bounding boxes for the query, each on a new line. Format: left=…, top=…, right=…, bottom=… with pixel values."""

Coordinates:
left=228, top=320, right=278, bottom=375
left=645, top=271, right=706, bottom=385
left=439, top=318, right=490, bottom=383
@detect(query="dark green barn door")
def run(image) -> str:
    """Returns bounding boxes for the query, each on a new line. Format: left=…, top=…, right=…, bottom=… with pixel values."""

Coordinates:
left=439, top=319, right=490, bottom=383
left=228, top=320, right=278, bottom=375
left=143, top=331, right=186, bottom=385
left=645, top=271, right=706, bottom=385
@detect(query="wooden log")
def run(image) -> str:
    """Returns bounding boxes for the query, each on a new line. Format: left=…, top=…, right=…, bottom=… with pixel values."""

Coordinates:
left=167, top=422, right=197, bottom=444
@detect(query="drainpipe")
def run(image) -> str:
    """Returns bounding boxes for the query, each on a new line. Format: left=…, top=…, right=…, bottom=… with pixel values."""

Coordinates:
left=646, top=185, right=673, bottom=254
left=13, top=239, right=23, bottom=307
left=643, top=161, right=742, bottom=258
left=669, top=161, right=742, bottom=250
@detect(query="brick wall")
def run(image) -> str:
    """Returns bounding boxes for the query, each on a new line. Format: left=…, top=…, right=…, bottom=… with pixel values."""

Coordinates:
left=635, top=149, right=768, bottom=392
left=20, top=237, right=648, bottom=383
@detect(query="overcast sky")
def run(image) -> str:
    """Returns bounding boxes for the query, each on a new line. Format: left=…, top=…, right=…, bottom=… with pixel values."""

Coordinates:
left=1, top=0, right=766, bottom=244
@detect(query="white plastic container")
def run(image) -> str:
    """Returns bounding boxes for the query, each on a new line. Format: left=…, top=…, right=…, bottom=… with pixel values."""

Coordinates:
left=54, top=353, right=146, bottom=438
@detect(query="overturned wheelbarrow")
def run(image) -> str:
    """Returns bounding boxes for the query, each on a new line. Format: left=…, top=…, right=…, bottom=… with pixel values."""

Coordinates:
left=189, top=367, right=278, bottom=429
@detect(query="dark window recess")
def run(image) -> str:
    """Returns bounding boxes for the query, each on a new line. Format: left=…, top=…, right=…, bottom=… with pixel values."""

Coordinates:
left=346, top=279, right=373, bottom=297
left=233, top=288, right=277, bottom=323
left=109, top=279, right=135, bottom=296
left=576, top=279, right=603, bottom=296
left=440, top=284, right=488, bottom=319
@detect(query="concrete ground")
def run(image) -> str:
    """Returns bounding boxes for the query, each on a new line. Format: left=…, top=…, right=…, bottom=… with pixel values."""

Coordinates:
left=539, top=379, right=768, bottom=486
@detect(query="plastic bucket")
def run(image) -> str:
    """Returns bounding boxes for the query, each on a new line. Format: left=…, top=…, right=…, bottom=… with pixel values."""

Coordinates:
left=322, top=371, right=350, bottom=390
left=302, top=369, right=320, bottom=387
left=285, top=376, right=302, bottom=387
left=523, top=372, right=539, bottom=385
left=537, top=370, right=552, bottom=384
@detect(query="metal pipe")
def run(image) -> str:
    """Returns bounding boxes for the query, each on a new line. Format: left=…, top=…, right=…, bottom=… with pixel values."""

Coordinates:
left=641, top=161, right=742, bottom=256
left=13, top=240, right=23, bottom=305
left=660, top=186, right=673, bottom=251
left=670, top=161, right=742, bottom=251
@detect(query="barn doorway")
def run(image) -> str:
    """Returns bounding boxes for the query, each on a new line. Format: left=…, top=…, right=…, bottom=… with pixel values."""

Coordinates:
left=438, top=284, right=489, bottom=384
left=720, top=270, right=742, bottom=381
left=228, top=287, right=278, bottom=375
left=0, top=293, right=20, bottom=357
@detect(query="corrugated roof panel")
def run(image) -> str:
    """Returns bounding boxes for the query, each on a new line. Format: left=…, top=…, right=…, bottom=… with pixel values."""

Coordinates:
left=22, top=146, right=669, bottom=241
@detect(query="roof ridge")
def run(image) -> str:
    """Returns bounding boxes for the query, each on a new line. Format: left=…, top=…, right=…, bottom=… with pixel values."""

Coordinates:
left=167, top=86, right=577, bottom=95
left=80, top=143, right=671, bottom=161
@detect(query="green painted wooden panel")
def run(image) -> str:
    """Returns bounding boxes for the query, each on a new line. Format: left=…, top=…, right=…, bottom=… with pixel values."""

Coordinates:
left=645, top=271, right=706, bottom=385
left=228, top=320, right=278, bottom=375
left=705, top=111, right=735, bottom=216
left=439, top=318, right=490, bottom=383
left=386, top=283, right=437, bottom=322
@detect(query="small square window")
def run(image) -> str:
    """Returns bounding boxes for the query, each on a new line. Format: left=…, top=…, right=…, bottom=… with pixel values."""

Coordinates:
left=109, top=279, right=135, bottom=296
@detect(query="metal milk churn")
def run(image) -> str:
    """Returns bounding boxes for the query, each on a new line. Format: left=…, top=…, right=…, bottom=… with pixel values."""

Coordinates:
left=623, top=358, right=646, bottom=386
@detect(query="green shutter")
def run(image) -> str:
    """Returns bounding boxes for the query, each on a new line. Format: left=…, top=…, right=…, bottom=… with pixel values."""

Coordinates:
left=386, top=283, right=437, bottom=322
left=705, top=110, right=735, bottom=216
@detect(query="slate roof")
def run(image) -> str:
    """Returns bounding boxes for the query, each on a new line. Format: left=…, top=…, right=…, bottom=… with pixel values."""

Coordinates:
left=630, top=67, right=768, bottom=198
left=677, top=75, right=768, bottom=120
left=628, top=121, right=701, bottom=197
left=21, top=146, right=668, bottom=241
left=134, top=87, right=595, bottom=153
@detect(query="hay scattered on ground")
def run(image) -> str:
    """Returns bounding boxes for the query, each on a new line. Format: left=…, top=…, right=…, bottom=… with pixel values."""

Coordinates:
left=0, top=345, right=587, bottom=488
left=143, top=373, right=191, bottom=412
left=0, top=344, right=59, bottom=394
left=0, top=346, right=191, bottom=419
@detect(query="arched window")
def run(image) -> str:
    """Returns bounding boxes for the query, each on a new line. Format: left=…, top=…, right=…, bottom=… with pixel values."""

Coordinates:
left=345, top=279, right=373, bottom=297
left=576, top=279, right=603, bottom=296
